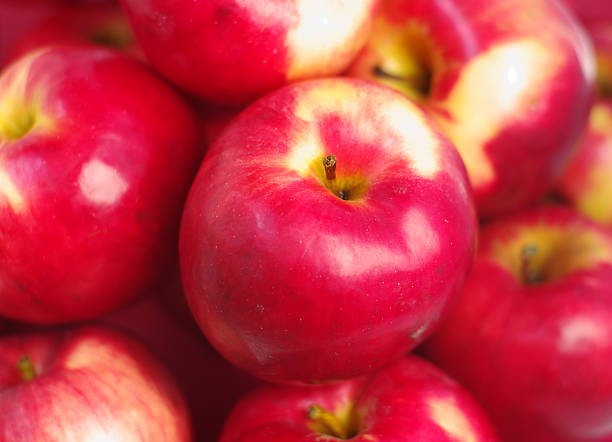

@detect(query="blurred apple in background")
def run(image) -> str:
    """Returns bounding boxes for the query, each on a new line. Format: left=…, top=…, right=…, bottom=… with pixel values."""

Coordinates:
left=0, top=46, right=201, bottom=324
left=346, top=0, right=594, bottom=217
left=0, top=0, right=67, bottom=69
left=9, top=3, right=142, bottom=62
left=562, top=0, right=612, bottom=29
left=119, top=0, right=379, bottom=105
left=0, top=326, right=192, bottom=440
left=180, top=78, right=477, bottom=385
left=423, top=206, right=612, bottom=441
left=556, top=18, right=612, bottom=226
left=102, top=293, right=261, bottom=441
left=219, top=355, right=499, bottom=441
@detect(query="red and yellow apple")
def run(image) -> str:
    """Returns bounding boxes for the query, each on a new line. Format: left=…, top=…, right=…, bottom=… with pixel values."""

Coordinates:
left=0, top=46, right=201, bottom=323
left=423, top=206, right=612, bottom=441
left=0, top=326, right=192, bottom=440
left=180, top=78, right=477, bottom=384
left=220, top=355, right=499, bottom=441
left=346, top=0, right=594, bottom=217
left=556, top=25, right=612, bottom=225
left=119, top=0, right=379, bottom=105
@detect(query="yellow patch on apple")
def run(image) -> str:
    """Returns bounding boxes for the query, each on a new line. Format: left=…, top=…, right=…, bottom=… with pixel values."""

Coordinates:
left=436, top=38, right=563, bottom=189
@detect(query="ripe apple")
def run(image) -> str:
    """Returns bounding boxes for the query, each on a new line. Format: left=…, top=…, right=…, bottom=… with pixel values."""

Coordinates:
left=0, top=0, right=67, bottom=68
left=0, top=326, right=192, bottom=440
left=556, top=26, right=612, bottom=225
left=180, top=78, right=477, bottom=384
left=9, top=3, right=142, bottom=63
left=345, top=0, right=594, bottom=217
left=102, top=293, right=262, bottom=441
left=422, top=206, right=612, bottom=441
left=0, top=46, right=201, bottom=323
left=219, top=355, right=499, bottom=441
left=119, top=0, right=379, bottom=105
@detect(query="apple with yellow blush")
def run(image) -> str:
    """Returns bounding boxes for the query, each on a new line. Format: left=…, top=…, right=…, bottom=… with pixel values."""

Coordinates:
left=179, top=78, right=477, bottom=385
left=219, top=355, right=499, bottom=442
left=346, top=0, right=594, bottom=217
left=0, top=46, right=201, bottom=324
left=119, top=0, right=379, bottom=105
left=423, top=206, right=612, bottom=441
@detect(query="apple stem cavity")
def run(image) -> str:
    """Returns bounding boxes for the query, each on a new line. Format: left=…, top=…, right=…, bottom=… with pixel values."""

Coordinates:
left=18, top=356, right=36, bottom=382
left=308, top=404, right=352, bottom=439
left=521, top=244, right=543, bottom=284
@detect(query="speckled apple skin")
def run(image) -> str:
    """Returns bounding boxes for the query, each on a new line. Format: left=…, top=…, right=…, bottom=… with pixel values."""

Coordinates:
left=0, top=326, right=192, bottom=441
left=119, top=0, right=378, bottom=105
left=180, top=78, right=477, bottom=385
left=347, top=0, right=594, bottom=217
left=423, top=206, right=612, bottom=442
left=0, top=46, right=201, bottom=323
left=219, top=355, right=499, bottom=442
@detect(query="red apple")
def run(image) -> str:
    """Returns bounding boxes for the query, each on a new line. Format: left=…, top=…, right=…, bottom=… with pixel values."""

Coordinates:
left=423, top=206, right=612, bottom=441
left=180, top=78, right=477, bottom=384
left=220, top=355, right=499, bottom=441
left=102, top=293, right=261, bottom=441
left=0, top=326, right=192, bottom=440
left=9, top=3, right=142, bottom=63
left=556, top=26, right=612, bottom=225
left=119, top=0, right=379, bottom=105
left=0, top=46, right=201, bottom=324
left=346, top=0, right=594, bottom=217
left=0, top=0, right=67, bottom=68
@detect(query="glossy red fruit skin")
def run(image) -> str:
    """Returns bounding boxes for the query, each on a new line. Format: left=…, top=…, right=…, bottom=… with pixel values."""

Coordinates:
left=9, top=4, right=142, bottom=62
left=102, top=293, right=261, bottom=442
left=423, top=206, right=612, bottom=442
left=0, top=326, right=192, bottom=441
left=180, top=78, right=477, bottom=385
left=562, top=0, right=612, bottom=28
left=346, top=0, right=594, bottom=218
left=0, top=46, right=201, bottom=324
left=119, top=0, right=378, bottom=105
left=220, top=355, right=499, bottom=442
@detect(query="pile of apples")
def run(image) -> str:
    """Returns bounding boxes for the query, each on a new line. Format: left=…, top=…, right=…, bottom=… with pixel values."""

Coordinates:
left=1, top=0, right=612, bottom=441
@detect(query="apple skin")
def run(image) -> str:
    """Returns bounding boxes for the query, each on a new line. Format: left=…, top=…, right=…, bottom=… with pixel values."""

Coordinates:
left=9, top=3, right=143, bottom=63
left=219, top=355, right=499, bottom=441
left=562, top=0, right=612, bottom=29
left=346, top=0, right=594, bottom=217
left=101, top=293, right=262, bottom=442
left=0, top=0, right=67, bottom=68
left=556, top=27, right=612, bottom=225
left=556, top=99, right=612, bottom=226
left=180, top=78, right=477, bottom=384
left=422, top=206, right=612, bottom=441
left=119, top=0, right=379, bottom=105
left=0, top=326, right=192, bottom=440
left=0, top=46, right=201, bottom=324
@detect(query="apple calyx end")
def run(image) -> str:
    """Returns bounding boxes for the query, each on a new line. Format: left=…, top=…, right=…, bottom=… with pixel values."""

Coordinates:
left=18, top=355, right=37, bottom=382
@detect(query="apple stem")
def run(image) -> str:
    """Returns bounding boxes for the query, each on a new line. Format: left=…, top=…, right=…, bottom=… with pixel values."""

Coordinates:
left=322, top=155, right=337, bottom=181
left=308, top=404, right=349, bottom=439
left=521, top=244, right=541, bottom=284
left=18, top=356, right=36, bottom=382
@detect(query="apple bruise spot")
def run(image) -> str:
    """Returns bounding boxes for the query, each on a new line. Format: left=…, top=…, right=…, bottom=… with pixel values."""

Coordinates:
left=18, top=355, right=36, bottom=382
